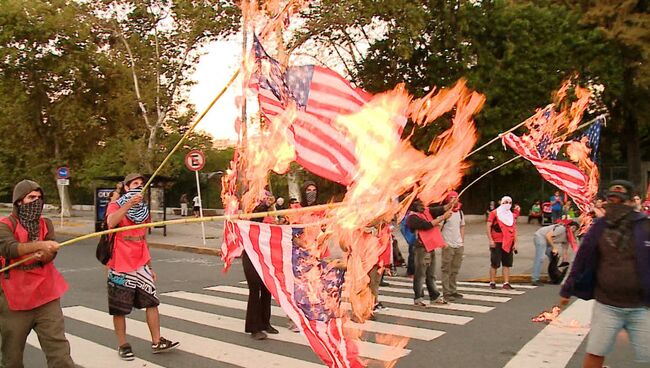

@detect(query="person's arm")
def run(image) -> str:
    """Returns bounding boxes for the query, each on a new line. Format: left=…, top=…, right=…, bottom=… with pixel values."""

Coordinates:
left=486, top=212, right=495, bottom=246
left=107, top=195, right=142, bottom=229
left=0, top=223, right=59, bottom=260
left=545, top=231, right=559, bottom=254
left=406, top=215, right=434, bottom=231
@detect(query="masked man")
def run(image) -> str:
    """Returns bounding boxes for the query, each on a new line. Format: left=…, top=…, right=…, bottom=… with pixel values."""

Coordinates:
left=0, top=180, right=74, bottom=368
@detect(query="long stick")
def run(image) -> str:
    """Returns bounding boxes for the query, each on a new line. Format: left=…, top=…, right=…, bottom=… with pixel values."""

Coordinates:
left=466, top=120, right=527, bottom=159
left=142, top=69, right=240, bottom=194
left=458, top=155, right=522, bottom=197
left=142, top=0, right=303, bottom=194
left=458, top=115, right=606, bottom=197
left=0, top=202, right=343, bottom=274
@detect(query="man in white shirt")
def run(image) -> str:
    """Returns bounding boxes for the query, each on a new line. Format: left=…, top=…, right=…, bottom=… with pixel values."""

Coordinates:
left=441, top=191, right=465, bottom=302
left=192, top=195, right=201, bottom=218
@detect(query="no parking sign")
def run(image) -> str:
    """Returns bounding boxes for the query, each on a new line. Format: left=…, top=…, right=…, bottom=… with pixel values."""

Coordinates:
left=184, top=150, right=205, bottom=171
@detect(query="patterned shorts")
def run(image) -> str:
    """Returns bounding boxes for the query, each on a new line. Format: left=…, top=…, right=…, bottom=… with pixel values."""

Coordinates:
left=107, top=265, right=159, bottom=316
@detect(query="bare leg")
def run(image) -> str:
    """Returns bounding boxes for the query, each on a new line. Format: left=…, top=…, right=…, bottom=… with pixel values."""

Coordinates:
left=489, top=267, right=497, bottom=283
left=146, top=307, right=161, bottom=344
left=503, top=267, right=510, bottom=284
left=582, top=353, right=605, bottom=368
left=113, top=315, right=128, bottom=346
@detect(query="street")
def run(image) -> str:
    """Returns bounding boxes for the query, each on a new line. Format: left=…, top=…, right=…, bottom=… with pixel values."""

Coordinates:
left=19, top=230, right=646, bottom=368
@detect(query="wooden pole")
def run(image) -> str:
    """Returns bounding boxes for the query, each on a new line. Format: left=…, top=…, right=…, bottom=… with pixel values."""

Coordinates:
left=0, top=202, right=344, bottom=274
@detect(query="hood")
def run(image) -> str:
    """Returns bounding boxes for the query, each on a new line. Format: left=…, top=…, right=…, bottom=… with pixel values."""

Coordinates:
left=12, top=180, right=43, bottom=215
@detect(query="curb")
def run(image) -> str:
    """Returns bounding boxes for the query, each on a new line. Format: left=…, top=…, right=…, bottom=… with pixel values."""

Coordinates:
left=56, top=230, right=222, bottom=257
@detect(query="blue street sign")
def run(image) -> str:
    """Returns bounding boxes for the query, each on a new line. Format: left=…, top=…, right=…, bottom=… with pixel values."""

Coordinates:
left=57, top=166, right=70, bottom=179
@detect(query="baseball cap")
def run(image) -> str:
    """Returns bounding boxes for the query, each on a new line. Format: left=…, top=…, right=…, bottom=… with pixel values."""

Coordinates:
left=124, top=173, right=145, bottom=186
left=606, top=180, right=634, bottom=201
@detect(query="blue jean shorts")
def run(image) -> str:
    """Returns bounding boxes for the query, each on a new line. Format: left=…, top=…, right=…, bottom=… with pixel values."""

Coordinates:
left=586, top=300, right=650, bottom=362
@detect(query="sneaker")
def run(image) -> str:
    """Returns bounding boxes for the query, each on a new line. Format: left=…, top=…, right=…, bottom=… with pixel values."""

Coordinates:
left=502, top=283, right=514, bottom=290
left=489, top=282, right=496, bottom=289
left=265, top=326, right=279, bottom=334
left=152, top=337, right=179, bottom=353
left=433, top=297, right=448, bottom=305
left=287, top=321, right=300, bottom=333
left=443, top=294, right=455, bottom=302
left=414, top=300, right=426, bottom=307
left=531, top=280, right=545, bottom=286
left=379, top=281, right=390, bottom=287
left=451, top=292, right=464, bottom=299
left=373, top=302, right=388, bottom=311
left=118, top=343, right=135, bottom=361
left=251, top=331, right=267, bottom=340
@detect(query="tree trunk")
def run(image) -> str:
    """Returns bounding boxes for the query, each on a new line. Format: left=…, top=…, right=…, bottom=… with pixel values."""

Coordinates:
left=146, top=126, right=157, bottom=173
left=624, top=111, right=642, bottom=190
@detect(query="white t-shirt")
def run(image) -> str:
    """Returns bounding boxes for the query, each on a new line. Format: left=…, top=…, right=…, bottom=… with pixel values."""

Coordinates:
left=192, top=196, right=201, bottom=207
left=441, top=211, right=465, bottom=248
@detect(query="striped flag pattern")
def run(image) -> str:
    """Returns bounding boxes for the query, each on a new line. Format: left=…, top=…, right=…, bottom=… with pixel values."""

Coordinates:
left=502, top=132, right=591, bottom=211
left=252, top=36, right=397, bottom=186
left=229, top=220, right=362, bottom=368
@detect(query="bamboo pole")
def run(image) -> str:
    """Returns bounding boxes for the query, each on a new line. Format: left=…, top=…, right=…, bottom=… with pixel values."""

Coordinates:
left=141, top=0, right=303, bottom=194
left=0, top=202, right=343, bottom=274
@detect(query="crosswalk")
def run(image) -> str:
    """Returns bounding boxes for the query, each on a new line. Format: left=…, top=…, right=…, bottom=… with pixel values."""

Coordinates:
left=28, top=275, right=537, bottom=367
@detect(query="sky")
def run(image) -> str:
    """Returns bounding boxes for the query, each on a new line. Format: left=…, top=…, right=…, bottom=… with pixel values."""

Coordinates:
left=189, top=37, right=243, bottom=142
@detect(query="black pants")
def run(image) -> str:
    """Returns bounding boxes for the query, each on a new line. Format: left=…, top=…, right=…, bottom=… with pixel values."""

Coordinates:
left=242, top=251, right=272, bottom=333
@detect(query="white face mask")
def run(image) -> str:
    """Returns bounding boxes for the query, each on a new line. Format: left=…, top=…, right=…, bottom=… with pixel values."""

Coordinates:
left=502, top=203, right=512, bottom=211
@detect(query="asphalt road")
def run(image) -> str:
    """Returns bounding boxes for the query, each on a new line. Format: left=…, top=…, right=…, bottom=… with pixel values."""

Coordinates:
left=15, top=236, right=647, bottom=368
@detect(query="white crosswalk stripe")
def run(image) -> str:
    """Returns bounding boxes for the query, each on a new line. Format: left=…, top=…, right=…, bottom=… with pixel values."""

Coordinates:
left=208, top=285, right=473, bottom=325
left=386, top=276, right=538, bottom=289
left=39, top=275, right=536, bottom=368
left=63, top=306, right=324, bottom=368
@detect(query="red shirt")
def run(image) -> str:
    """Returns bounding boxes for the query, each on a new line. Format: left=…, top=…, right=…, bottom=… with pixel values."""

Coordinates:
left=106, top=202, right=151, bottom=272
left=487, top=208, right=520, bottom=243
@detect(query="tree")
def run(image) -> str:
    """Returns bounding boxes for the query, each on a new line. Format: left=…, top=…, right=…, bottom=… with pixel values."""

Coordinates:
left=91, top=0, right=240, bottom=171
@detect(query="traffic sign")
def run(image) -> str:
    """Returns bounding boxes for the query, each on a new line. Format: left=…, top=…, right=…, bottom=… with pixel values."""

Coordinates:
left=184, top=150, right=205, bottom=171
left=57, top=179, right=70, bottom=186
left=57, top=166, right=70, bottom=179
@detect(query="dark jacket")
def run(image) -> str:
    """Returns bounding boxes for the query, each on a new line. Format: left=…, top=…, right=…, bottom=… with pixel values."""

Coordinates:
left=406, top=205, right=445, bottom=248
left=560, top=213, right=650, bottom=306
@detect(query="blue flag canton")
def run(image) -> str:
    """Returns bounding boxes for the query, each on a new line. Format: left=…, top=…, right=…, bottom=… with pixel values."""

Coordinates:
left=580, top=119, right=602, bottom=161
left=253, top=36, right=312, bottom=109
left=291, top=242, right=345, bottom=322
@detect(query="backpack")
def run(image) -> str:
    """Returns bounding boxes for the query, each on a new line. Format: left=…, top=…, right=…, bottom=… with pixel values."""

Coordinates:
left=399, top=215, right=417, bottom=246
left=95, top=219, right=115, bottom=265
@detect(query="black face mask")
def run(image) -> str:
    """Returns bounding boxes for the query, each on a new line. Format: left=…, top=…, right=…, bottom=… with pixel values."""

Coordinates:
left=18, top=199, right=43, bottom=241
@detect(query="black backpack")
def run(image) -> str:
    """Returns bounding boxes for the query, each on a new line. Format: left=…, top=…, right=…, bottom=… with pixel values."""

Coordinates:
left=95, top=219, right=115, bottom=265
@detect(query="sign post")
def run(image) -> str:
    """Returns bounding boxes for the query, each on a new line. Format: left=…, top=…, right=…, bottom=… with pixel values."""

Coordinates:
left=56, top=167, right=70, bottom=227
left=185, top=150, right=207, bottom=246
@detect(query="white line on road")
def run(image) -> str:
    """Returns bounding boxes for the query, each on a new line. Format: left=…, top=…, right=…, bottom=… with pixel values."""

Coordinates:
left=157, top=304, right=410, bottom=362
left=63, top=306, right=324, bottom=368
left=27, top=332, right=164, bottom=368
left=163, top=291, right=444, bottom=341
left=377, top=294, right=494, bottom=313
left=379, top=286, right=511, bottom=303
left=208, top=285, right=473, bottom=326
left=503, top=299, right=593, bottom=368
left=386, top=276, right=538, bottom=289
left=383, top=280, right=525, bottom=295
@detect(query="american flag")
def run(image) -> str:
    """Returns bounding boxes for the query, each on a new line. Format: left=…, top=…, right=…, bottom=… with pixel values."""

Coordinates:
left=577, top=118, right=602, bottom=162
left=252, top=36, right=403, bottom=186
left=229, top=220, right=362, bottom=368
left=502, top=132, right=591, bottom=212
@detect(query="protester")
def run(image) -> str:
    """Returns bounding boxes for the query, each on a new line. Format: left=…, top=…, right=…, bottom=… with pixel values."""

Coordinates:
left=179, top=193, right=189, bottom=216
left=550, top=190, right=563, bottom=223
left=407, top=199, right=453, bottom=306
left=528, top=200, right=542, bottom=224
left=275, top=197, right=286, bottom=210
left=243, top=192, right=279, bottom=340
left=0, top=180, right=74, bottom=368
left=560, top=180, right=650, bottom=368
left=301, top=181, right=319, bottom=207
left=106, top=173, right=179, bottom=360
left=486, top=196, right=520, bottom=290
left=633, top=194, right=642, bottom=212
left=192, top=194, right=201, bottom=217
left=589, top=196, right=607, bottom=219
left=440, top=191, right=465, bottom=301
left=109, top=190, right=121, bottom=203
left=531, top=221, right=578, bottom=286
